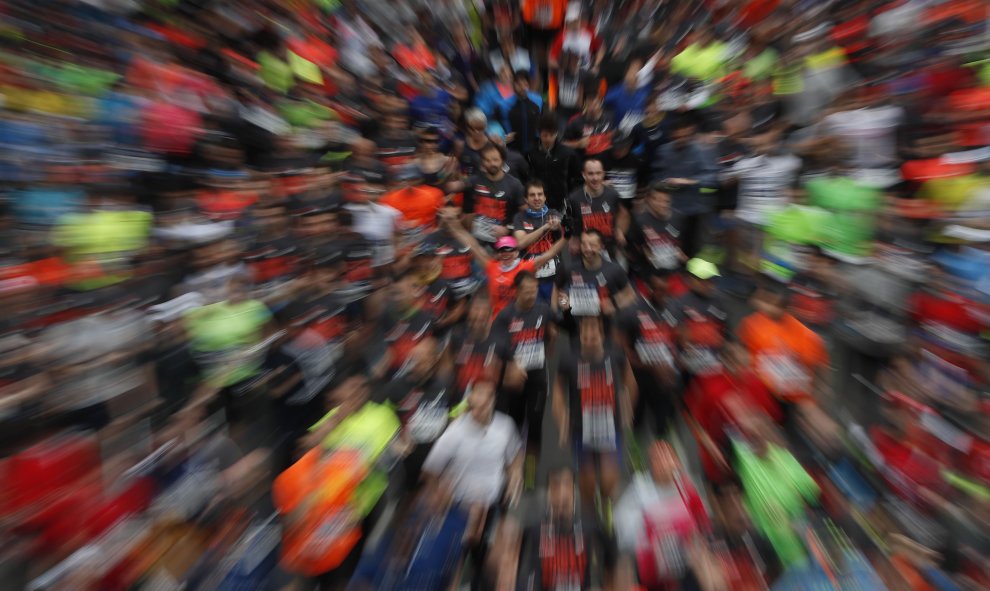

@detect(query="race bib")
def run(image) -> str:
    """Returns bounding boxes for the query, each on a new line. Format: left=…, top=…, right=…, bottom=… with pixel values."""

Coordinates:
left=582, top=406, right=617, bottom=451
left=472, top=217, right=498, bottom=243
left=651, top=530, right=688, bottom=581
left=648, top=242, right=679, bottom=270
left=569, top=286, right=601, bottom=317
left=515, top=340, right=546, bottom=371
left=635, top=340, right=675, bottom=368
left=407, top=406, right=448, bottom=443
left=758, top=354, right=809, bottom=395
left=309, top=510, right=354, bottom=556
left=536, top=257, right=557, bottom=279
left=683, top=346, right=720, bottom=375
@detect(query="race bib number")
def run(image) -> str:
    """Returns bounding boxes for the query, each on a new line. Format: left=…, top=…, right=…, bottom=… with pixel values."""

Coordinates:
left=535, top=4, right=554, bottom=27
left=472, top=217, right=498, bottom=243
left=515, top=341, right=546, bottom=371
left=648, top=242, right=679, bottom=270
left=569, top=286, right=601, bottom=317
left=309, top=510, right=354, bottom=556
left=635, top=340, right=674, bottom=368
left=652, top=531, right=687, bottom=581
left=582, top=406, right=617, bottom=451
left=408, top=406, right=448, bottom=443
left=758, top=354, right=809, bottom=396
left=683, top=346, right=719, bottom=375
left=554, top=581, right=580, bottom=591
left=536, top=257, right=557, bottom=279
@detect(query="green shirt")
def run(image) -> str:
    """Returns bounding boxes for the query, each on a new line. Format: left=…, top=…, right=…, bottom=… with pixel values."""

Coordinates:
left=735, top=442, right=819, bottom=567
left=184, top=300, right=272, bottom=385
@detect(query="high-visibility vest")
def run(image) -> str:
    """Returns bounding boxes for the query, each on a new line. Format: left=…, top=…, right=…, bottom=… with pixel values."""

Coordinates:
left=273, top=448, right=368, bottom=576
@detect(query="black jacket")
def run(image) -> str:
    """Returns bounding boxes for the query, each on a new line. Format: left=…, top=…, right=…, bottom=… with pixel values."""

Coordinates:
left=504, top=97, right=542, bottom=155
left=527, top=141, right=578, bottom=211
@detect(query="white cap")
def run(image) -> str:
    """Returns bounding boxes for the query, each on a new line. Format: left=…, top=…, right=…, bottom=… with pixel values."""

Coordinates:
left=565, top=2, right=581, bottom=22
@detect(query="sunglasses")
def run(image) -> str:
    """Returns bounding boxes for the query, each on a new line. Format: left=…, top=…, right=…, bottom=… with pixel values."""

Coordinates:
left=420, top=137, right=440, bottom=144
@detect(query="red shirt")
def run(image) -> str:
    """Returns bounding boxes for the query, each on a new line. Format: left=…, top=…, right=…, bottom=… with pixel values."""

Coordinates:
left=486, top=259, right=536, bottom=318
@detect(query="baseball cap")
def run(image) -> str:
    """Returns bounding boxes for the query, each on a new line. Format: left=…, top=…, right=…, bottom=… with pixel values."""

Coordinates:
left=686, top=258, right=720, bottom=280
left=495, top=236, right=518, bottom=251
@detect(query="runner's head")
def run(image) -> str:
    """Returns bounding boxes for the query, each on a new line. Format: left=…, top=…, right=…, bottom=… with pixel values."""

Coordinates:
left=418, top=126, right=442, bottom=153
left=513, top=270, right=539, bottom=309
left=647, top=272, right=670, bottom=305
left=409, top=336, right=439, bottom=382
left=649, top=441, right=680, bottom=485
left=467, top=380, right=496, bottom=424
left=480, top=143, right=506, bottom=178
left=578, top=316, right=605, bottom=358
left=539, top=114, right=558, bottom=148
left=525, top=180, right=547, bottom=210
left=671, top=112, right=697, bottom=148
left=547, top=465, right=576, bottom=519
left=467, top=296, right=491, bottom=334
left=512, top=69, right=530, bottom=97
left=647, top=181, right=673, bottom=217
left=464, top=108, right=488, bottom=140
left=583, top=88, right=603, bottom=118
left=754, top=279, right=789, bottom=320
left=495, top=235, right=520, bottom=264
left=579, top=229, right=605, bottom=263
left=392, top=267, right=425, bottom=310
left=226, top=272, right=252, bottom=304
left=332, top=372, right=370, bottom=415
left=582, top=158, right=605, bottom=192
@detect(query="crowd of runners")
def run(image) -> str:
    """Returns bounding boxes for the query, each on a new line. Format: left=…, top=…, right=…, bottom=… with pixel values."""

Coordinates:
left=0, top=0, right=989, bottom=589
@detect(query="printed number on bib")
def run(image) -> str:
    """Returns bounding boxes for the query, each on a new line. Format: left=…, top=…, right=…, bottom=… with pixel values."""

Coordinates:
left=536, top=257, right=557, bottom=279
left=472, top=217, right=498, bottom=243
left=759, top=354, right=809, bottom=394
left=648, top=243, right=679, bottom=270
left=652, top=531, right=687, bottom=581
left=582, top=406, right=617, bottom=451
left=635, top=340, right=674, bottom=368
left=684, top=346, right=720, bottom=375
left=408, top=406, right=448, bottom=443
left=569, top=286, right=601, bottom=316
left=515, top=341, right=546, bottom=371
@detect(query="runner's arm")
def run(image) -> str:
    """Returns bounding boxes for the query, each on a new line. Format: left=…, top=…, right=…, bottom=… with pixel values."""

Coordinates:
left=513, top=224, right=552, bottom=250
left=444, top=214, right=492, bottom=265
left=531, top=235, right=566, bottom=269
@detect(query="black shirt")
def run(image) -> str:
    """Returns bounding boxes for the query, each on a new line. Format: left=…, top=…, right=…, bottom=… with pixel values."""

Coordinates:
left=423, top=230, right=477, bottom=297
left=491, top=300, right=554, bottom=372
left=626, top=209, right=682, bottom=276
left=617, top=297, right=679, bottom=371
left=381, top=374, right=456, bottom=445
left=558, top=346, right=627, bottom=452
left=512, top=207, right=564, bottom=280
left=670, top=291, right=729, bottom=376
left=564, top=112, right=615, bottom=158
left=520, top=515, right=618, bottom=591
left=450, top=325, right=500, bottom=396
left=463, top=173, right=525, bottom=242
left=556, top=258, right=629, bottom=318
left=600, top=149, right=647, bottom=202
left=566, top=186, right=621, bottom=245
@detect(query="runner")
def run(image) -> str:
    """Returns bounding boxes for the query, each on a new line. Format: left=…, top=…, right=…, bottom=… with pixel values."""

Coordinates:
left=556, top=230, right=635, bottom=323
left=512, top=179, right=565, bottom=303
left=566, top=158, right=627, bottom=256
left=448, top=143, right=525, bottom=248
left=625, top=181, right=685, bottom=285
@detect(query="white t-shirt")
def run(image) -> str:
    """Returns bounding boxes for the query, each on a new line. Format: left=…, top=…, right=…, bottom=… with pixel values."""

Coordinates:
left=728, top=153, right=802, bottom=226
left=823, top=106, right=903, bottom=183
left=345, top=203, right=401, bottom=266
left=422, top=412, right=522, bottom=506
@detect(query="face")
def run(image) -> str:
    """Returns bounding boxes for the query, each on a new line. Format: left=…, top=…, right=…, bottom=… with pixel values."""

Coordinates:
left=227, top=275, right=251, bottom=302
left=579, top=232, right=603, bottom=260
left=647, top=189, right=672, bottom=217
left=585, top=95, right=603, bottom=117
left=648, top=274, right=669, bottom=303
left=650, top=444, right=679, bottom=483
left=516, top=276, right=538, bottom=308
left=759, top=289, right=787, bottom=320
left=513, top=76, right=530, bottom=97
left=467, top=118, right=486, bottom=139
left=332, top=375, right=369, bottom=411
left=409, top=337, right=438, bottom=381
left=392, top=275, right=422, bottom=308
left=689, top=275, right=715, bottom=297
left=468, top=297, right=491, bottom=332
left=672, top=125, right=694, bottom=147
left=497, top=245, right=519, bottom=264
left=539, top=129, right=557, bottom=147
left=419, top=133, right=440, bottom=152
left=468, top=381, right=496, bottom=423
left=582, top=161, right=605, bottom=190
left=482, top=149, right=504, bottom=177
left=548, top=470, right=576, bottom=517
left=525, top=185, right=546, bottom=210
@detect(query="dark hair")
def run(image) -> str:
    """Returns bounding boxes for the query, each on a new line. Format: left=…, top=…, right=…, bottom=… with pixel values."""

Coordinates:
left=582, top=228, right=605, bottom=245
left=583, top=157, right=604, bottom=171
left=672, top=112, right=699, bottom=131
left=513, top=270, right=537, bottom=288
left=480, top=142, right=506, bottom=161
left=539, top=114, right=559, bottom=133
left=513, top=69, right=530, bottom=83
left=584, top=87, right=601, bottom=103
left=393, top=266, right=419, bottom=284
left=525, top=179, right=545, bottom=193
